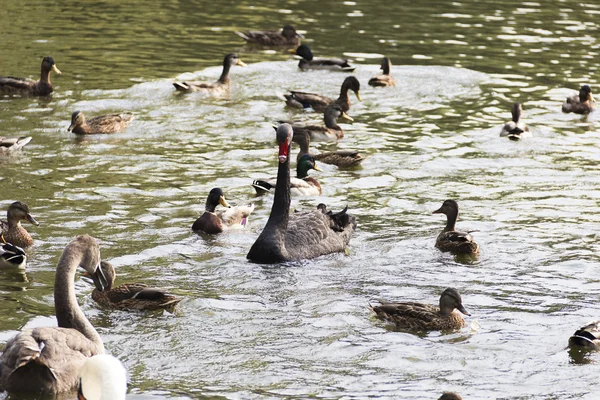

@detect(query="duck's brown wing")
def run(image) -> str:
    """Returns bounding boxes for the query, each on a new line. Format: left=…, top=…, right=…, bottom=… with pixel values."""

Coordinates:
left=285, top=91, right=333, bottom=111
left=314, top=150, right=364, bottom=167
left=371, top=302, right=438, bottom=323
left=0, top=76, right=35, bottom=92
left=235, top=30, right=285, bottom=45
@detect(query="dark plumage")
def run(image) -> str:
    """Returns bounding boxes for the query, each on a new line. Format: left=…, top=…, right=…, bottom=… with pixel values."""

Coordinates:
left=287, top=103, right=353, bottom=142
left=368, top=57, right=396, bottom=87
left=500, top=102, right=530, bottom=140
left=0, top=240, right=26, bottom=269
left=439, top=393, right=463, bottom=400
left=246, top=124, right=356, bottom=264
left=235, top=25, right=303, bottom=46
left=569, top=321, right=600, bottom=351
left=562, top=85, right=596, bottom=114
left=433, top=200, right=479, bottom=255
left=294, top=130, right=364, bottom=168
left=293, top=45, right=355, bottom=72
left=284, top=76, right=361, bottom=112
left=191, top=188, right=254, bottom=234
left=370, top=288, right=470, bottom=331
left=173, top=53, right=246, bottom=94
left=67, top=111, right=134, bottom=135
left=0, top=201, right=39, bottom=248
left=0, top=56, right=61, bottom=96
left=252, top=154, right=322, bottom=196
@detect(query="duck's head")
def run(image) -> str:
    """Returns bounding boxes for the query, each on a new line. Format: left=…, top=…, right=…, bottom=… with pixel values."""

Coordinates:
left=438, top=393, right=463, bottom=400
left=68, top=111, right=86, bottom=131
left=325, top=103, right=354, bottom=122
left=282, top=25, right=304, bottom=39
left=579, top=85, right=594, bottom=103
left=78, top=355, right=127, bottom=400
left=296, top=154, right=322, bottom=177
left=42, top=56, right=61, bottom=76
left=7, top=201, right=39, bottom=226
left=223, top=53, right=247, bottom=68
left=99, top=261, right=116, bottom=291
left=439, top=287, right=470, bottom=317
left=342, top=76, right=362, bottom=101
left=432, top=199, right=459, bottom=217
left=277, top=123, right=293, bottom=163
left=206, top=188, right=230, bottom=210
left=68, top=235, right=107, bottom=292
left=380, top=57, right=392, bottom=74
left=294, top=44, right=313, bottom=61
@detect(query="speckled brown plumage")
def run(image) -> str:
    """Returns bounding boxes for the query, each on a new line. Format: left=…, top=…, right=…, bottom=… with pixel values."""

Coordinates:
left=235, top=25, right=303, bottom=46
left=67, top=111, right=134, bottom=135
left=288, top=103, right=353, bottom=142
left=173, top=53, right=246, bottom=94
left=0, top=56, right=61, bottom=96
left=433, top=200, right=479, bottom=255
left=0, top=201, right=39, bottom=248
left=562, top=85, right=596, bottom=114
left=294, top=130, right=364, bottom=168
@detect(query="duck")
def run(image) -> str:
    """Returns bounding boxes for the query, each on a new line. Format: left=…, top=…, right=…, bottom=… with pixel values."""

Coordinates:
left=0, top=136, right=32, bottom=155
left=173, top=53, right=247, bottom=94
left=370, top=288, right=470, bottom=331
left=294, top=130, right=364, bottom=168
left=433, top=200, right=479, bottom=255
left=67, top=111, right=134, bottom=135
left=0, top=236, right=27, bottom=269
left=78, top=355, right=127, bottom=400
left=0, top=235, right=107, bottom=395
left=368, top=57, right=396, bottom=87
left=284, top=76, right=362, bottom=112
left=562, top=85, right=596, bottom=114
left=0, top=201, right=39, bottom=248
left=568, top=320, right=600, bottom=351
left=439, top=393, right=463, bottom=400
left=246, top=124, right=356, bottom=264
left=90, top=261, right=182, bottom=312
left=235, top=25, right=303, bottom=46
left=500, top=102, right=531, bottom=140
left=252, top=154, right=322, bottom=196
left=191, top=188, right=255, bottom=234
left=293, top=45, right=355, bottom=72
left=0, top=56, right=61, bottom=96
left=288, top=103, right=353, bottom=142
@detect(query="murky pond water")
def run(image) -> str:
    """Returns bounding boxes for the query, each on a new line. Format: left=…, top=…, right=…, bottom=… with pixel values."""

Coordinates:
left=1, top=0, right=600, bottom=399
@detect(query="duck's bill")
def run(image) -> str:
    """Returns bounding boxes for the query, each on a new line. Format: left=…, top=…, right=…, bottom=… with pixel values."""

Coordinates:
left=313, top=164, right=323, bottom=172
left=296, top=32, right=305, bottom=39
left=219, top=195, right=231, bottom=208
left=355, top=91, right=362, bottom=102
left=341, top=112, right=354, bottom=121
left=289, top=48, right=297, bottom=54
left=237, top=60, right=247, bottom=67
left=432, top=207, right=443, bottom=214
left=67, top=123, right=74, bottom=132
left=457, top=304, right=470, bottom=316
left=91, top=262, right=108, bottom=292
left=52, top=64, right=62, bottom=75
left=26, top=213, right=40, bottom=226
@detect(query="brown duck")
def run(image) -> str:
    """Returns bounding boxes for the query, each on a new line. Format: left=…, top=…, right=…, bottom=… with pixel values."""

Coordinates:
left=0, top=56, right=61, bottom=96
left=235, top=25, right=303, bottom=46
left=294, top=130, right=364, bottom=168
left=288, top=103, right=353, bottom=142
left=562, top=85, right=596, bottom=114
left=68, top=111, right=134, bottom=135
left=0, top=201, right=39, bottom=248
left=173, top=53, right=247, bottom=95
left=433, top=200, right=479, bottom=255
left=284, top=76, right=361, bottom=112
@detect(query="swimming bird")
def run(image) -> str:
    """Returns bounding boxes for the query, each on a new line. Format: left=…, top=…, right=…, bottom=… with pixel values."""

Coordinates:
left=0, top=201, right=39, bottom=248
left=78, top=354, right=127, bottom=400
left=568, top=320, right=600, bottom=351
left=0, top=136, right=32, bottom=155
left=368, top=57, right=396, bottom=87
left=433, top=200, right=479, bottom=255
left=0, top=56, right=61, bottom=96
left=67, top=111, right=134, bottom=135
left=0, top=235, right=107, bottom=395
left=293, top=45, right=355, bottom=72
left=0, top=236, right=26, bottom=269
left=562, top=85, right=596, bottom=114
left=370, top=288, right=470, bottom=331
left=294, top=130, right=364, bottom=168
left=499, top=102, right=531, bottom=140
left=439, top=393, right=463, bottom=400
left=191, top=188, right=254, bottom=234
left=252, top=154, right=322, bottom=196
left=90, top=261, right=182, bottom=312
left=235, top=25, right=303, bottom=46
left=246, top=124, right=356, bottom=264
left=173, top=53, right=247, bottom=94
left=288, top=103, right=353, bottom=142
left=284, top=76, right=361, bottom=112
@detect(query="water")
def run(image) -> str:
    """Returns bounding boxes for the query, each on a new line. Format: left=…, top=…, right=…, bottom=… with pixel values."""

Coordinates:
left=1, top=0, right=600, bottom=399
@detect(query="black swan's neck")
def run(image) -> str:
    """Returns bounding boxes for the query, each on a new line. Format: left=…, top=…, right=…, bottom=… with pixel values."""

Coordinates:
left=382, top=59, right=391, bottom=75
left=264, top=146, right=291, bottom=234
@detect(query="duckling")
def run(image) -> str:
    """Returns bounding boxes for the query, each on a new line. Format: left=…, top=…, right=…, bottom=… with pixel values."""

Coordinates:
left=252, top=154, right=322, bottom=196
left=288, top=103, right=353, bottom=142
left=294, top=130, right=364, bottom=168
left=0, top=201, right=39, bottom=248
left=235, top=25, right=304, bottom=46
left=370, top=288, right=470, bottom=331
left=91, top=261, right=182, bottom=312
left=67, top=111, right=134, bottom=135
left=284, top=76, right=361, bottom=112
left=78, top=355, right=127, bottom=400
left=0, top=136, right=32, bottom=155
left=562, top=85, right=596, bottom=114
left=368, top=57, right=396, bottom=87
left=0, top=236, right=26, bottom=269
left=500, top=102, right=531, bottom=140
left=439, top=393, right=463, bottom=400
left=0, top=56, right=61, bottom=96
left=173, top=53, right=246, bottom=94
left=192, top=188, right=254, bottom=234
left=568, top=321, right=600, bottom=351
left=293, top=45, right=355, bottom=72
left=433, top=200, right=479, bottom=255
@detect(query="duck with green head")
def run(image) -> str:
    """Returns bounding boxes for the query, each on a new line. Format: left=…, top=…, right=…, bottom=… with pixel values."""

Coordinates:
left=433, top=200, right=479, bottom=255
left=192, top=188, right=254, bottom=234
left=235, top=25, right=304, bottom=47
left=368, top=57, right=396, bottom=87
left=252, top=154, right=322, bottom=196
left=0, top=201, right=39, bottom=248
left=284, top=76, right=361, bottom=112
left=173, top=53, right=247, bottom=95
left=0, top=56, right=61, bottom=96
left=293, top=45, right=355, bottom=72
left=562, top=85, right=596, bottom=114
left=68, top=111, right=134, bottom=135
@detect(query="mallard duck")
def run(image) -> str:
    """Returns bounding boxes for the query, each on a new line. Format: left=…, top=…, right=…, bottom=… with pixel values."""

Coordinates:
left=246, top=124, right=356, bottom=264
left=173, top=53, right=247, bottom=94
left=439, top=393, right=463, bottom=400
left=0, top=235, right=107, bottom=395
left=568, top=321, right=600, bottom=351
left=0, top=236, right=26, bottom=269
left=90, top=261, right=182, bottom=312
left=284, top=76, right=361, bottom=112
left=252, top=154, right=322, bottom=196
left=78, top=355, right=127, bottom=400
left=0, top=201, right=39, bottom=248
left=288, top=103, right=353, bottom=142
left=500, top=102, right=531, bottom=140
left=433, top=200, right=479, bottom=255
left=294, top=130, right=364, bottom=168
left=191, top=188, right=255, bottom=234
left=562, top=85, right=596, bottom=114
left=67, top=111, right=134, bottom=135
left=293, top=45, right=355, bottom=72
left=370, top=288, right=470, bottom=331
left=368, top=57, right=396, bottom=87
left=0, top=56, right=61, bottom=96
left=0, top=136, right=32, bottom=155
left=235, top=25, right=303, bottom=46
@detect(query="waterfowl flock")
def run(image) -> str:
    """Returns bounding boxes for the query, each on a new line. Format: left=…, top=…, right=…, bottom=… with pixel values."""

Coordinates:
left=0, top=19, right=598, bottom=399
